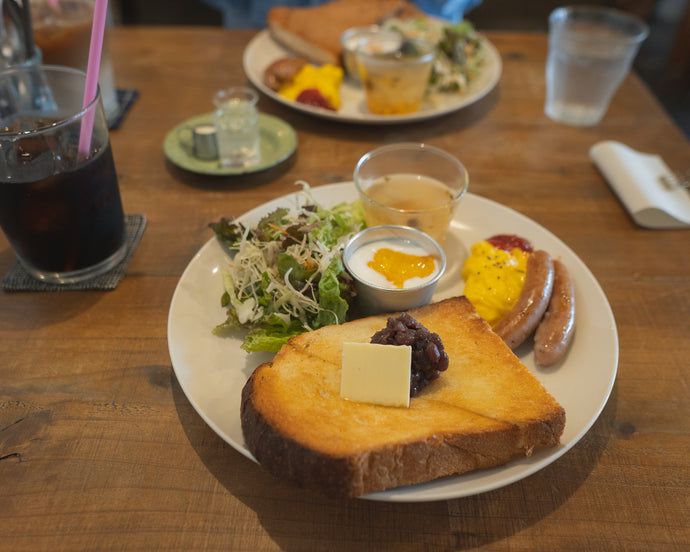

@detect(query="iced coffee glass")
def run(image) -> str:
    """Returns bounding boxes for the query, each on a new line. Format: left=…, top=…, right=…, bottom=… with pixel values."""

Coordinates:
left=30, top=0, right=119, bottom=122
left=0, top=65, right=126, bottom=284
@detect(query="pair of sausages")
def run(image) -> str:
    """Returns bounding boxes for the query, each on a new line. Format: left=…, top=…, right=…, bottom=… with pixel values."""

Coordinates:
left=492, top=250, right=575, bottom=366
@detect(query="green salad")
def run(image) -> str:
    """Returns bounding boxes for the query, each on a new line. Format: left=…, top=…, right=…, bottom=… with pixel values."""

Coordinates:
left=209, top=184, right=365, bottom=353
left=383, top=17, right=484, bottom=93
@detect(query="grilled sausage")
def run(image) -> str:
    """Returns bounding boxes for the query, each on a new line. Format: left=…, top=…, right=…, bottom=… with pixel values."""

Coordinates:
left=493, top=249, right=554, bottom=349
left=263, top=57, right=308, bottom=91
left=534, top=259, right=575, bottom=366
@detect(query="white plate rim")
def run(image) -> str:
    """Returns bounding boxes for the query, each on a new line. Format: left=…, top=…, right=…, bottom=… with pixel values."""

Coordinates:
left=242, top=29, right=502, bottom=125
left=167, top=182, right=619, bottom=502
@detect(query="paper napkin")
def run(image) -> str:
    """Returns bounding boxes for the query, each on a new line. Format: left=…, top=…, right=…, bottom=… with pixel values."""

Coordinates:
left=589, top=140, right=690, bottom=229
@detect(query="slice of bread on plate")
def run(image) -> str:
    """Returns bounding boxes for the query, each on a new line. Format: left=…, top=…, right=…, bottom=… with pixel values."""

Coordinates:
left=241, top=296, right=565, bottom=498
left=266, top=0, right=424, bottom=65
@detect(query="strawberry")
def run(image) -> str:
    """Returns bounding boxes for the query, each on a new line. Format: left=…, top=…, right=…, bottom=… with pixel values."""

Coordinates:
left=295, top=88, right=335, bottom=111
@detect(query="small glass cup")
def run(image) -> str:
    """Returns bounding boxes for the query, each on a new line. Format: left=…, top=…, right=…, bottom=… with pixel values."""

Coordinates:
left=340, top=26, right=402, bottom=84
left=353, top=143, right=469, bottom=245
left=212, top=87, right=261, bottom=169
left=544, top=5, right=649, bottom=126
left=0, top=65, right=127, bottom=284
left=355, top=37, right=434, bottom=115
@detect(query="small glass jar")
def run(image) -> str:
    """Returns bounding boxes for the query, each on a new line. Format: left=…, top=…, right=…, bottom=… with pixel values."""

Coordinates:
left=212, top=87, right=261, bottom=169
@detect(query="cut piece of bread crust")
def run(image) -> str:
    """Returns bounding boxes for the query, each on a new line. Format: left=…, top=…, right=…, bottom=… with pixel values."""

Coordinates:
left=241, top=296, right=565, bottom=498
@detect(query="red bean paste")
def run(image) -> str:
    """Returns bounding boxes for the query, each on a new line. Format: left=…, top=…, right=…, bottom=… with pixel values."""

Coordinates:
left=370, top=313, right=449, bottom=397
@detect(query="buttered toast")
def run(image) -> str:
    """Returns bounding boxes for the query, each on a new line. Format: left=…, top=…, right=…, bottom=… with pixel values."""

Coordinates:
left=267, top=0, right=424, bottom=65
left=241, top=296, right=565, bottom=497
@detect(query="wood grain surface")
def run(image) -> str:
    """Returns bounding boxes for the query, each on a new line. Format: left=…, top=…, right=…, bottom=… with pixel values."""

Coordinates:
left=1, top=27, right=688, bottom=551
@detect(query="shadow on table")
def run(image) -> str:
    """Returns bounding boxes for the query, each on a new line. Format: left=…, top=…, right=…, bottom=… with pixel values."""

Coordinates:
left=164, top=152, right=298, bottom=192
left=0, top=249, right=105, bottom=329
left=172, top=367, right=616, bottom=551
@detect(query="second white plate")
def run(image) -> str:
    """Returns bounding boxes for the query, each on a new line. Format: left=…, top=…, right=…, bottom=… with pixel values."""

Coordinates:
left=243, top=30, right=502, bottom=124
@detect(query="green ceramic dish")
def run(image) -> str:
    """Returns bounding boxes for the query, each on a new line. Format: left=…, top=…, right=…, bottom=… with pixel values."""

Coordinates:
left=163, top=112, right=297, bottom=175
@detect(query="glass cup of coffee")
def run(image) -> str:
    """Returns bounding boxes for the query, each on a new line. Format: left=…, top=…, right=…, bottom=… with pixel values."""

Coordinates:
left=30, top=0, right=120, bottom=123
left=0, top=65, right=127, bottom=284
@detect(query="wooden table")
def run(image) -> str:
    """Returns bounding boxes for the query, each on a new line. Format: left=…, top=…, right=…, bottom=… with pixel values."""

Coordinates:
left=1, top=27, right=688, bottom=551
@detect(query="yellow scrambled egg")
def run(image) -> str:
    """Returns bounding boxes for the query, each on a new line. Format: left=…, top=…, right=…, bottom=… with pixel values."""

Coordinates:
left=461, top=241, right=530, bottom=326
left=278, top=64, right=343, bottom=109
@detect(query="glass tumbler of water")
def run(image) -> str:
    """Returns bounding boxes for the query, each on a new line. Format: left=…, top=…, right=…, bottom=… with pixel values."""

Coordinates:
left=212, top=87, right=261, bottom=169
left=544, top=6, right=648, bottom=126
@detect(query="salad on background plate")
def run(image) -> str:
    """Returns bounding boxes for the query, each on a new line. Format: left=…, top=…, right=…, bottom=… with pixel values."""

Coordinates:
left=382, top=17, right=485, bottom=94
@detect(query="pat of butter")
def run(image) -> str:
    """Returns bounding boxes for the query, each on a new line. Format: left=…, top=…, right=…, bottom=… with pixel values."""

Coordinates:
left=340, top=342, right=411, bottom=408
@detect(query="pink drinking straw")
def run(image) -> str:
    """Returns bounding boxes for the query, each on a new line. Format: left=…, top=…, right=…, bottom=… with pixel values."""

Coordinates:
left=78, top=0, right=109, bottom=159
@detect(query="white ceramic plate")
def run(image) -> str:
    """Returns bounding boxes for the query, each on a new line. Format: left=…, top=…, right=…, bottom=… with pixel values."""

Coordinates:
left=242, top=30, right=502, bottom=124
left=167, top=183, right=618, bottom=502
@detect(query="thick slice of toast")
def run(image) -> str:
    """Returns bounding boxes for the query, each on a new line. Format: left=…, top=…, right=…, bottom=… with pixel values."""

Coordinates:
left=241, top=296, right=565, bottom=497
left=267, top=0, right=424, bottom=65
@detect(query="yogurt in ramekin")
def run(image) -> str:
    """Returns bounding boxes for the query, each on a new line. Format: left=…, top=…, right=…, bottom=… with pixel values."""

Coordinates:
left=343, top=225, right=446, bottom=316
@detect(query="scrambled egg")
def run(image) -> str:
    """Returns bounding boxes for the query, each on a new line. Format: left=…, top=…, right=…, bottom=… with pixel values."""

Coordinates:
left=461, top=240, right=529, bottom=326
left=278, top=64, right=343, bottom=109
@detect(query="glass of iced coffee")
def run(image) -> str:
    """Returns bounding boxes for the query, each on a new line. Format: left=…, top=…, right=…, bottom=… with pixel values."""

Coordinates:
left=0, top=65, right=127, bottom=284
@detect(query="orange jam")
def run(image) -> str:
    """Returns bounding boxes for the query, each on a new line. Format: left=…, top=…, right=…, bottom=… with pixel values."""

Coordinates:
left=368, top=248, right=436, bottom=289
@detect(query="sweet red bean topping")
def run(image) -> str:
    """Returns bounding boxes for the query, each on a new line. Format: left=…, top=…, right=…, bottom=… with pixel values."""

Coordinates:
left=370, top=313, right=449, bottom=397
